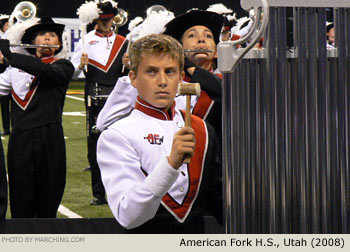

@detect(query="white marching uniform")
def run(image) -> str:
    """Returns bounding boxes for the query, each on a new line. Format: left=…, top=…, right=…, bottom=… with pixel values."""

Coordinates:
left=95, top=76, right=197, bottom=131
left=97, top=97, right=222, bottom=233
left=71, top=29, right=127, bottom=82
left=70, top=29, right=128, bottom=202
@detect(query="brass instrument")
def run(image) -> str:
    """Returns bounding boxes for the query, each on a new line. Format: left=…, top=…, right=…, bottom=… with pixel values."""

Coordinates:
left=13, top=1, right=37, bottom=22
left=113, top=8, right=128, bottom=33
left=146, top=5, right=167, bottom=15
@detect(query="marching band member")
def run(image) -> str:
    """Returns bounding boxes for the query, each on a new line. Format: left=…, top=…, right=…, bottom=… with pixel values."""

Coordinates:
left=97, top=34, right=222, bottom=233
left=96, top=6, right=175, bottom=130
left=96, top=10, right=225, bottom=151
left=0, top=15, right=9, bottom=38
left=327, top=22, right=335, bottom=47
left=164, top=9, right=224, bottom=149
left=0, top=14, right=11, bottom=136
left=71, top=0, right=128, bottom=206
left=0, top=13, right=9, bottom=231
left=0, top=17, right=74, bottom=218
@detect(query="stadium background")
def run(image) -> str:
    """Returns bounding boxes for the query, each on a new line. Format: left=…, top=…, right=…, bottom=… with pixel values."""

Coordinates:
left=0, top=0, right=246, bottom=36
left=0, top=0, right=244, bottom=223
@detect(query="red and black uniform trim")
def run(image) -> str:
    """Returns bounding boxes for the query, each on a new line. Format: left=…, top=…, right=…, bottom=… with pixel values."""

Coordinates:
left=11, top=57, right=60, bottom=111
left=134, top=96, right=176, bottom=121
left=161, top=112, right=207, bottom=222
left=88, top=35, right=126, bottom=73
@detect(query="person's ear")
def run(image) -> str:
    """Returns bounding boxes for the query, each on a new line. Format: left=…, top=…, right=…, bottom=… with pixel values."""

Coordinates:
left=129, top=71, right=137, bottom=88
left=180, top=70, right=185, bottom=81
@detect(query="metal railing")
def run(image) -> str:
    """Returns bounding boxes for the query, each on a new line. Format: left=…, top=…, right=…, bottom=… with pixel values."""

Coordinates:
left=218, top=0, right=350, bottom=233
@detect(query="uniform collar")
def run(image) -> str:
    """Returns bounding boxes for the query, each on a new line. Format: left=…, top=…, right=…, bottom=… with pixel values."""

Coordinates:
left=134, top=96, right=176, bottom=121
left=95, top=30, right=114, bottom=37
left=40, top=56, right=58, bottom=63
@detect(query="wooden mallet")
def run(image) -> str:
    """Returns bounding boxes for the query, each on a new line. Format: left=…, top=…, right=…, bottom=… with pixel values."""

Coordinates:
left=178, top=82, right=201, bottom=163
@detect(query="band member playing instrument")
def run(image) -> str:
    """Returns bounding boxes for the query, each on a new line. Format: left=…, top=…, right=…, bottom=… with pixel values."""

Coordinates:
left=165, top=10, right=224, bottom=150
left=0, top=17, right=74, bottom=218
left=0, top=13, right=10, bottom=234
left=0, top=14, right=11, bottom=136
left=71, top=0, right=128, bottom=206
left=97, top=34, right=222, bottom=233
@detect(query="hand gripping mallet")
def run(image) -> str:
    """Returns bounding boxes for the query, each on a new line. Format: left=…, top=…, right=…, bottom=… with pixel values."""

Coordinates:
left=177, top=82, right=201, bottom=163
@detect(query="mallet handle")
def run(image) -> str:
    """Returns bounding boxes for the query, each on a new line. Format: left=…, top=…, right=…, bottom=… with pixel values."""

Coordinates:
left=183, top=95, right=192, bottom=164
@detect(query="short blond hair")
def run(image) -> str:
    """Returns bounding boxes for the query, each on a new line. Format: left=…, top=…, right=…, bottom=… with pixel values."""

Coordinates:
left=129, top=34, right=184, bottom=75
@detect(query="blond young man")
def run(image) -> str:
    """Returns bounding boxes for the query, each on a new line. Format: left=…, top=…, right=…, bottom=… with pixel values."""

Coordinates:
left=97, top=34, right=222, bottom=233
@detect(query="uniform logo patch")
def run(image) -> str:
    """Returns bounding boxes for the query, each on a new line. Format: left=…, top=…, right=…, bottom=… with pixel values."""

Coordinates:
left=89, top=40, right=99, bottom=45
left=144, top=134, right=164, bottom=145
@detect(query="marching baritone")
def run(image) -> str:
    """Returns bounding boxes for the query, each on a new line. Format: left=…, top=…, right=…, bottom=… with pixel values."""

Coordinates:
left=0, top=17, right=74, bottom=218
left=71, top=0, right=128, bottom=205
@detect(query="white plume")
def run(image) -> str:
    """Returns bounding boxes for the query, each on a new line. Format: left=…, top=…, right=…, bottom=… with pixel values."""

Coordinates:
left=207, top=3, right=233, bottom=14
left=128, top=16, right=143, bottom=32
left=126, top=10, right=175, bottom=42
left=4, top=18, right=39, bottom=55
left=0, top=14, right=9, bottom=21
left=230, top=16, right=250, bottom=35
left=226, top=13, right=237, bottom=22
left=8, top=8, right=21, bottom=28
left=186, top=8, right=198, bottom=13
left=77, top=1, right=100, bottom=24
left=55, top=30, right=69, bottom=59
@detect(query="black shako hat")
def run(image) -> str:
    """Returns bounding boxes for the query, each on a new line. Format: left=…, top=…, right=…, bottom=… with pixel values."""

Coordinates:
left=98, top=1, right=118, bottom=20
left=326, top=22, right=334, bottom=33
left=164, top=10, right=224, bottom=44
left=21, top=17, right=65, bottom=55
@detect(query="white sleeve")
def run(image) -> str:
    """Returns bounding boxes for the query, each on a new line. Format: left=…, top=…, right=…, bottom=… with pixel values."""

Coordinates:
left=96, top=76, right=138, bottom=131
left=97, top=128, right=180, bottom=229
left=174, top=95, right=198, bottom=113
left=0, top=68, right=12, bottom=96
left=70, top=38, right=84, bottom=79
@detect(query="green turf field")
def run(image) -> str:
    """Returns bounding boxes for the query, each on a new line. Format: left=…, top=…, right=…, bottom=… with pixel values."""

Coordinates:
left=1, top=80, right=114, bottom=219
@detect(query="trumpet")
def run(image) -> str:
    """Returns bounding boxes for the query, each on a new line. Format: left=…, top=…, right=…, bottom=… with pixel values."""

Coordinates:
left=10, top=44, right=60, bottom=49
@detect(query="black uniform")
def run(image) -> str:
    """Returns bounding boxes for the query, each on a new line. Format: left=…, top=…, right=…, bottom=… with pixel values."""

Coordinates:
left=0, top=138, right=6, bottom=233
left=0, top=53, right=74, bottom=218
left=0, top=94, right=10, bottom=134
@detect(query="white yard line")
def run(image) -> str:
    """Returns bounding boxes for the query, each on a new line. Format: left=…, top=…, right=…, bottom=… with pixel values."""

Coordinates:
left=66, top=95, right=84, bottom=101
left=62, top=94, right=85, bottom=218
left=58, top=205, right=83, bottom=218
left=62, top=111, right=86, bottom=116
